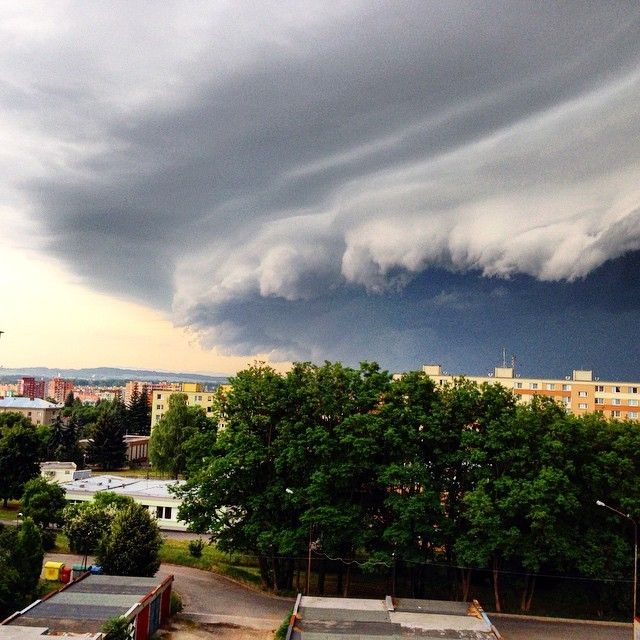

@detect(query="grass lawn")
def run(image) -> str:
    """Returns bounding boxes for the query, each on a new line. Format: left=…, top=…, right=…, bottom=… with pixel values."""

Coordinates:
left=0, top=500, right=22, bottom=521
left=160, top=538, right=262, bottom=587
left=102, top=468, right=175, bottom=479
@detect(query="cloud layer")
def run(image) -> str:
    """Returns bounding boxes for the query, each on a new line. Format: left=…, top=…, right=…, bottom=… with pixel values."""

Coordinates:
left=2, top=2, right=640, bottom=371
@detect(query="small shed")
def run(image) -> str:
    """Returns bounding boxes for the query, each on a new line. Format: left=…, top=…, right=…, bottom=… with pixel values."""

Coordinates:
left=2, top=573, right=173, bottom=640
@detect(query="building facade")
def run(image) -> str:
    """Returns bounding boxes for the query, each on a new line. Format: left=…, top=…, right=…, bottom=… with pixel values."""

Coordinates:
left=423, top=364, right=640, bottom=420
left=47, top=377, right=74, bottom=403
left=18, top=376, right=46, bottom=400
left=0, top=397, right=63, bottom=426
left=150, top=383, right=219, bottom=428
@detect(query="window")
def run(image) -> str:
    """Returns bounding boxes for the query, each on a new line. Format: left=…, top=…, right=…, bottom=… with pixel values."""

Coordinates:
left=156, top=506, right=172, bottom=519
left=613, top=386, right=621, bottom=393
left=613, top=398, right=621, bottom=405
left=157, top=393, right=161, bottom=399
left=578, top=391, right=587, bottom=397
left=562, top=397, right=571, bottom=405
left=562, top=384, right=571, bottom=391
left=612, top=410, right=621, bottom=417
left=156, top=404, right=161, bottom=410
left=595, top=397, right=604, bottom=405
left=546, top=383, right=555, bottom=390
left=578, top=403, right=587, bottom=410
left=530, top=383, right=538, bottom=390
left=515, top=382, right=523, bottom=389
left=630, top=412, right=638, bottom=419
left=629, top=399, right=639, bottom=406
left=595, top=385, right=604, bottom=392
left=630, top=387, right=638, bottom=394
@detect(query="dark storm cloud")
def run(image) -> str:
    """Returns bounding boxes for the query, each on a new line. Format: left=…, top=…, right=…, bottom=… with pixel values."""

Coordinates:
left=3, top=1, right=640, bottom=367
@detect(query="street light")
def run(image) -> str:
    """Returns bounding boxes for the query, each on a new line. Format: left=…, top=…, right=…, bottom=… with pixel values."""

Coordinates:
left=597, top=499, right=637, bottom=633
left=286, top=488, right=313, bottom=596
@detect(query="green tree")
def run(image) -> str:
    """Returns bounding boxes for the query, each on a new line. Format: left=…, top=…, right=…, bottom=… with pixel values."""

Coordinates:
left=88, top=402, right=127, bottom=471
left=0, top=423, right=41, bottom=507
left=64, top=391, right=75, bottom=407
left=127, top=386, right=151, bottom=436
left=21, top=476, right=67, bottom=530
left=63, top=501, right=116, bottom=566
left=150, top=394, right=212, bottom=478
left=97, top=503, right=162, bottom=576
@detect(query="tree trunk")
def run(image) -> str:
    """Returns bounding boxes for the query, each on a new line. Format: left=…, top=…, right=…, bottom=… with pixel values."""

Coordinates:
left=343, top=563, right=351, bottom=597
left=521, top=574, right=536, bottom=612
left=336, top=564, right=343, bottom=595
left=258, top=556, right=270, bottom=589
left=492, top=557, right=501, bottom=613
left=459, top=568, right=472, bottom=602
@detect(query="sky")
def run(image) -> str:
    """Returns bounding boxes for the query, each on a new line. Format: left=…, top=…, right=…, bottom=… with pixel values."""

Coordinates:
left=1, top=1, right=640, bottom=378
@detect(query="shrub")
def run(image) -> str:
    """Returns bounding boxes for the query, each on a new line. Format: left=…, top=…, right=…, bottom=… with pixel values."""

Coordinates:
left=188, top=539, right=205, bottom=558
left=170, top=590, right=183, bottom=615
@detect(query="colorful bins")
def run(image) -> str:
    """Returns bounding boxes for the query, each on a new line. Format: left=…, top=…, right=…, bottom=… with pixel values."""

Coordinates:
left=72, top=563, right=88, bottom=580
left=59, top=566, right=72, bottom=584
left=43, top=561, right=65, bottom=581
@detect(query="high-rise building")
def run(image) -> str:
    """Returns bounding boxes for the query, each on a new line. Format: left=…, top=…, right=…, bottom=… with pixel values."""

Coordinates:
left=19, top=376, right=46, bottom=400
left=47, top=377, right=74, bottom=404
left=422, top=364, right=640, bottom=421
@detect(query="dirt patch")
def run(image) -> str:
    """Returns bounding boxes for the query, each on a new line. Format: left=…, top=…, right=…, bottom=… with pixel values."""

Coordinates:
left=157, top=618, right=275, bottom=640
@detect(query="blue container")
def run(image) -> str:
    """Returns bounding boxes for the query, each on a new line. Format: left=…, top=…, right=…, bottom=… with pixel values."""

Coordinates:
left=89, top=564, right=103, bottom=575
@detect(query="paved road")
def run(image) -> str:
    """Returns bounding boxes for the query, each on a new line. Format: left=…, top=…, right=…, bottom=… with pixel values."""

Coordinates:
left=490, top=614, right=629, bottom=640
left=49, top=553, right=292, bottom=630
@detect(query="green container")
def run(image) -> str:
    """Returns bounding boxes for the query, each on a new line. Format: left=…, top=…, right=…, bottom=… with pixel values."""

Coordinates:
left=72, top=563, right=88, bottom=580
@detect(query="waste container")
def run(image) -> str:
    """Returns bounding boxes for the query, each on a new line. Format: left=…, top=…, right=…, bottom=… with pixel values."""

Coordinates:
left=43, top=561, right=65, bottom=581
left=89, top=564, right=103, bottom=575
left=59, top=566, right=72, bottom=584
left=72, top=563, right=88, bottom=580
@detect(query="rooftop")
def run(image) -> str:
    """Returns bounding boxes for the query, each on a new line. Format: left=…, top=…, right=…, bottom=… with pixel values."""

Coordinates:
left=0, top=398, right=62, bottom=410
left=290, top=596, right=501, bottom=640
left=62, top=475, right=183, bottom=500
left=4, top=573, right=171, bottom=634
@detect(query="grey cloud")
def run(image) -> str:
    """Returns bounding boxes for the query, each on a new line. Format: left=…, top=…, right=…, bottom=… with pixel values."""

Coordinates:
left=2, top=2, right=640, bottom=359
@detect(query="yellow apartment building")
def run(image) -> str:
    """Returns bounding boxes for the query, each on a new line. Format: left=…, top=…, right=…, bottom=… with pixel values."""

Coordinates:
left=422, top=364, right=640, bottom=421
left=150, top=383, right=219, bottom=429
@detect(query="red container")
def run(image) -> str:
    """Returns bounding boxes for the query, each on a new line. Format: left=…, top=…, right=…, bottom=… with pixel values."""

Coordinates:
left=59, top=566, right=72, bottom=584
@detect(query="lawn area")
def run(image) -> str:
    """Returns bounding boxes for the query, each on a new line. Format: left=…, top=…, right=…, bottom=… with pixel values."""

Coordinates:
left=0, top=500, right=22, bottom=521
left=102, top=468, right=175, bottom=479
left=160, top=538, right=262, bottom=587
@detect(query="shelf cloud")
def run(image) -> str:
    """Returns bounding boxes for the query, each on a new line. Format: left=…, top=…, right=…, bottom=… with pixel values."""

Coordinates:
left=3, top=2, right=640, bottom=372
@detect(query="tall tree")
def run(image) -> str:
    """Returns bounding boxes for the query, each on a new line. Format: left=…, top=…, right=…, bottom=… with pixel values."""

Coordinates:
left=0, top=423, right=41, bottom=507
left=88, top=402, right=127, bottom=471
left=150, top=393, right=211, bottom=478
left=21, top=477, right=67, bottom=530
left=97, top=503, right=162, bottom=577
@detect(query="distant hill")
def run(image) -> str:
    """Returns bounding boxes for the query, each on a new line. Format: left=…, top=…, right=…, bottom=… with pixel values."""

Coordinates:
left=0, top=366, right=228, bottom=385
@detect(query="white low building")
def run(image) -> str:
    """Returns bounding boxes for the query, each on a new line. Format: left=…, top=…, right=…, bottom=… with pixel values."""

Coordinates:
left=61, top=475, right=187, bottom=531
left=40, top=461, right=92, bottom=483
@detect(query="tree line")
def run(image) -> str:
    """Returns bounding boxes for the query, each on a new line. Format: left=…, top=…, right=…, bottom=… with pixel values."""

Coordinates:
left=173, top=361, right=640, bottom=613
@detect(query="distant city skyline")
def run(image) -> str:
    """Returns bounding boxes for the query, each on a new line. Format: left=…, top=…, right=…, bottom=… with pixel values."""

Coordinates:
left=2, top=3, right=640, bottom=377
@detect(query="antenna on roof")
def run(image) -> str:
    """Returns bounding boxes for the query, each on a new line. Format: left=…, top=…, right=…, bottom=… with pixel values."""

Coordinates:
left=501, top=347, right=507, bottom=368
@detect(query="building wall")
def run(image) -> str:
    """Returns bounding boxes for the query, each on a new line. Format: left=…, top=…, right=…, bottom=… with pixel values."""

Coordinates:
left=0, top=404, right=62, bottom=426
left=150, top=389, right=217, bottom=429
left=422, top=364, right=640, bottom=420
left=47, top=377, right=74, bottom=403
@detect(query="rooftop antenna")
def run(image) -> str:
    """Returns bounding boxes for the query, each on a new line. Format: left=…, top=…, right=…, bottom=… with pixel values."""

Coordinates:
left=511, top=354, right=517, bottom=373
left=501, top=347, right=507, bottom=368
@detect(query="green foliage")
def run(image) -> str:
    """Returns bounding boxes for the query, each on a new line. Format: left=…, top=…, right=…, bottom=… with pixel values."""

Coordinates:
left=0, top=421, right=41, bottom=507
left=275, top=608, right=293, bottom=640
left=188, top=538, right=205, bottom=557
left=63, top=501, right=116, bottom=555
left=88, top=401, right=127, bottom=471
left=150, top=393, right=214, bottom=478
left=101, top=615, right=132, bottom=640
left=97, top=502, right=162, bottom=576
left=127, top=386, right=151, bottom=436
left=21, top=477, right=67, bottom=530
left=170, top=590, right=183, bottom=615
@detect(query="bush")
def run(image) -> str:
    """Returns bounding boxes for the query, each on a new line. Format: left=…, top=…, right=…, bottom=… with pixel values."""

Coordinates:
left=188, top=539, right=205, bottom=558
left=170, top=590, right=183, bottom=615
left=102, top=615, right=131, bottom=640
left=40, top=529, right=57, bottom=551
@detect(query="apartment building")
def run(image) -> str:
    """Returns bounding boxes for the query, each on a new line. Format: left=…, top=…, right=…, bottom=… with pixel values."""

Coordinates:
left=0, top=396, right=63, bottom=425
left=150, top=382, right=219, bottom=428
left=422, top=364, right=640, bottom=420
left=47, top=377, right=74, bottom=403
left=18, top=376, right=45, bottom=400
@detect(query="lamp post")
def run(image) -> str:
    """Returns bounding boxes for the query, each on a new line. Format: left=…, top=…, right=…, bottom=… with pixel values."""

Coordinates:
left=597, top=499, right=637, bottom=633
left=286, top=488, right=313, bottom=596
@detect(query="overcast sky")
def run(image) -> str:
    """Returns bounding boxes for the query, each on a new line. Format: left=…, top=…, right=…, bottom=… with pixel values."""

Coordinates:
left=2, top=2, right=640, bottom=377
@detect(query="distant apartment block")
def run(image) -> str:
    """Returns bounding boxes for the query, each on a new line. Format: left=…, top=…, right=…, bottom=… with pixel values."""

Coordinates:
left=123, top=380, right=181, bottom=405
left=0, top=383, right=18, bottom=398
left=150, top=382, right=220, bottom=428
left=18, top=376, right=45, bottom=400
left=423, top=364, right=640, bottom=420
left=47, top=376, right=74, bottom=403
left=0, top=396, right=63, bottom=425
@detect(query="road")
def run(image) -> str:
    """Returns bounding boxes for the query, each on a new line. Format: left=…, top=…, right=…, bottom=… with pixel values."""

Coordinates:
left=490, top=614, right=629, bottom=639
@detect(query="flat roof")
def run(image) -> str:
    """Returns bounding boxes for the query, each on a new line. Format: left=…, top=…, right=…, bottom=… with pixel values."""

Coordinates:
left=62, top=475, right=183, bottom=500
left=291, top=596, right=501, bottom=640
left=5, top=574, right=171, bottom=634
left=0, top=398, right=62, bottom=410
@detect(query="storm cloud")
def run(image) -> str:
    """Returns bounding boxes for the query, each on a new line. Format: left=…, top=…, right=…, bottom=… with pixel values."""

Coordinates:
left=3, top=2, right=640, bottom=374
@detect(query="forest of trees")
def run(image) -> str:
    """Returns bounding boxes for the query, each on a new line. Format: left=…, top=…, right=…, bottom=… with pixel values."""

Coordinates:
left=175, top=361, right=640, bottom=615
